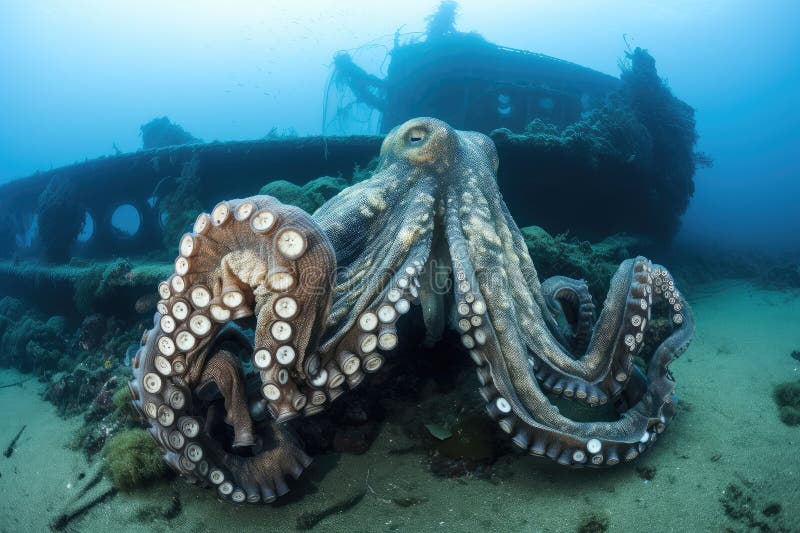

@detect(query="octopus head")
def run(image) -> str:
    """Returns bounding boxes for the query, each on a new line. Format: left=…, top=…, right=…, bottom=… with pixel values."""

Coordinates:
left=377, top=117, right=499, bottom=178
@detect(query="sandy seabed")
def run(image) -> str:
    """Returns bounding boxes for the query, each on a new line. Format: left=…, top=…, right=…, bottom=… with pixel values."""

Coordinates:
left=1, top=280, right=798, bottom=532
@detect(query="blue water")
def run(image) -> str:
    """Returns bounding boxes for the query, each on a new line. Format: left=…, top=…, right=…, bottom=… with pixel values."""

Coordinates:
left=1, top=3, right=799, bottom=531
left=1, top=0, right=799, bottom=253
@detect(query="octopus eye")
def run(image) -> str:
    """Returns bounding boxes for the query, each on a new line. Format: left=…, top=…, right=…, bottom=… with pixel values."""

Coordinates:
left=407, top=127, right=427, bottom=144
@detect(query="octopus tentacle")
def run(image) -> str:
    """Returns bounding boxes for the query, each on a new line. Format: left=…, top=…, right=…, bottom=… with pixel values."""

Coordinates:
left=130, top=195, right=334, bottom=502
left=129, top=116, right=696, bottom=503
left=541, top=276, right=596, bottom=355
left=313, top=141, right=440, bottom=392
left=409, top=117, right=694, bottom=466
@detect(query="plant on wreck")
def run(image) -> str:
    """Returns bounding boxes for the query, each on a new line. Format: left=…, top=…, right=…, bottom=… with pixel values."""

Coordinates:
left=104, top=428, right=167, bottom=491
left=259, top=180, right=319, bottom=214
left=35, top=176, right=85, bottom=263
left=0, top=297, right=70, bottom=374
left=158, top=156, right=205, bottom=250
left=560, top=98, right=652, bottom=168
left=619, top=47, right=704, bottom=217
left=521, top=225, right=645, bottom=303
left=259, top=176, right=351, bottom=214
left=426, top=0, right=459, bottom=38
left=72, top=258, right=132, bottom=315
left=140, top=116, right=200, bottom=150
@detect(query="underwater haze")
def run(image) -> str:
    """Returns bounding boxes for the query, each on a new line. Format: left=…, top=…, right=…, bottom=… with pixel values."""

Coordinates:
left=1, top=1, right=800, bottom=532
left=1, top=0, right=799, bottom=253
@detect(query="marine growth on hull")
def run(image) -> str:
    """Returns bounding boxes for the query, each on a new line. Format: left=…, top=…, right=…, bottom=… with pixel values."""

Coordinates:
left=129, top=118, right=694, bottom=503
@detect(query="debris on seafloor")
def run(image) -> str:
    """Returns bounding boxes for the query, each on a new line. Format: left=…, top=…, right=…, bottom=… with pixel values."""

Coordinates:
left=0, top=378, right=31, bottom=389
left=424, top=422, right=453, bottom=441
left=295, top=489, right=366, bottom=530
left=50, top=461, right=116, bottom=531
left=773, top=380, right=800, bottom=426
left=3, top=424, right=26, bottom=458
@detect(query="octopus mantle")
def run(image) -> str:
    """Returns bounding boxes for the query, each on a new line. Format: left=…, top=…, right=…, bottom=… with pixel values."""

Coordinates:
left=128, top=118, right=694, bottom=504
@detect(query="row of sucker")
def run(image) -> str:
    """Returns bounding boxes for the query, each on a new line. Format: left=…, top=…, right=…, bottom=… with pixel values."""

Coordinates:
left=540, top=275, right=596, bottom=355
left=311, top=160, right=438, bottom=411
left=529, top=258, right=655, bottom=406
left=300, top=257, right=427, bottom=416
left=130, top=195, right=335, bottom=503
left=469, top=261, right=692, bottom=468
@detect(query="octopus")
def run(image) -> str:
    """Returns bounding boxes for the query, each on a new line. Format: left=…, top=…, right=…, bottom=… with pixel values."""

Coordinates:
left=128, top=117, right=694, bottom=504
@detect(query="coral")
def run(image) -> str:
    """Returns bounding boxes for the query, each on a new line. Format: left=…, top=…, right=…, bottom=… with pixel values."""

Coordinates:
left=103, top=428, right=167, bottom=491
left=0, top=299, right=68, bottom=373
left=521, top=225, right=646, bottom=302
left=720, top=482, right=788, bottom=531
left=140, top=117, right=200, bottom=150
left=35, top=176, right=85, bottom=262
left=72, top=258, right=167, bottom=316
left=45, top=365, right=112, bottom=416
left=304, top=175, right=350, bottom=205
left=77, top=314, right=107, bottom=352
left=773, top=381, right=800, bottom=426
left=259, top=176, right=351, bottom=214
left=258, top=180, right=319, bottom=213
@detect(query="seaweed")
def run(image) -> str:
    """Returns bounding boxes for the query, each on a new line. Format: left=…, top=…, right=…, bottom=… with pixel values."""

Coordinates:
left=0, top=298, right=69, bottom=373
left=259, top=175, right=351, bottom=214
left=520, top=225, right=647, bottom=303
left=103, top=428, right=167, bottom=491
left=720, top=482, right=788, bottom=532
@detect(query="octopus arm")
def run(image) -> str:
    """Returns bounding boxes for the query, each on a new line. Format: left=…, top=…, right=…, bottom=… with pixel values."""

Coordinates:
left=129, top=195, right=335, bottom=502
left=444, top=162, right=694, bottom=466
left=312, top=164, right=439, bottom=394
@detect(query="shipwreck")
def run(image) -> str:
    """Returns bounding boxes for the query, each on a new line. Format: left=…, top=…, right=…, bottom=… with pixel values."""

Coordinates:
left=0, top=5, right=706, bottom=318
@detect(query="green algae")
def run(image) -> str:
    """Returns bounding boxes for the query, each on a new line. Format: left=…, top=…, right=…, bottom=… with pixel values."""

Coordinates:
left=111, top=384, right=137, bottom=424
left=521, top=225, right=645, bottom=302
left=103, top=428, right=167, bottom=491
left=259, top=175, right=350, bottom=214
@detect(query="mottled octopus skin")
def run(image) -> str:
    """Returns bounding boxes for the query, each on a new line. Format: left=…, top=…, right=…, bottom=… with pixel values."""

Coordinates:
left=129, top=117, right=694, bottom=503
